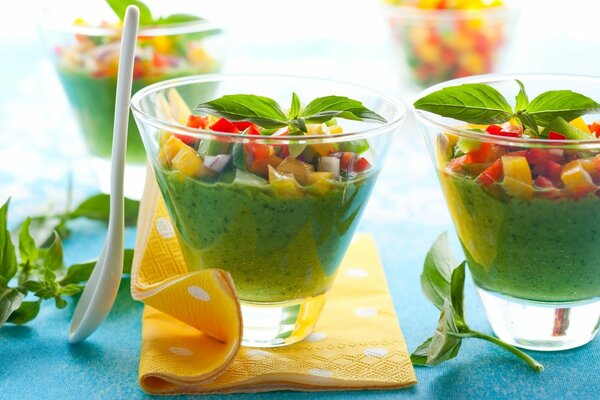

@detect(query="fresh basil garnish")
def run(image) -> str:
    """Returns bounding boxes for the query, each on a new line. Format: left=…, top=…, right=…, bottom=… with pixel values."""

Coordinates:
left=412, top=233, right=544, bottom=371
left=194, top=94, right=386, bottom=133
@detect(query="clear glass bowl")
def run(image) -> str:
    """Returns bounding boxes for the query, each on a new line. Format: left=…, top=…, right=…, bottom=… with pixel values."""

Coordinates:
left=384, top=2, right=521, bottom=89
left=415, top=74, right=600, bottom=351
left=131, top=74, right=405, bottom=346
left=38, top=5, right=226, bottom=197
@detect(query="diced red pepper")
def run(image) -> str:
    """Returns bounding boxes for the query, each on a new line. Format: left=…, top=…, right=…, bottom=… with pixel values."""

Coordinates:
left=465, top=142, right=493, bottom=163
left=353, top=157, right=371, bottom=173
left=246, top=125, right=261, bottom=136
left=232, top=121, right=260, bottom=131
left=186, top=115, right=207, bottom=129
left=545, top=161, right=563, bottom=183
left=486, top=124, right=521, bottom=138
left=252, top=144, right=271, bottom=160
left=210, top=118, right=240, bottom=133
left=132, top=61, right=144, bottom=80
left=152, top=53, right=170, bottom=68
left=548, top=131, right=566, bottom=140
left=340, top=152, right=357, bottom=172
left=486, top=125, right=503, bottom=135
left=534, top=175, right=554, bottom=189
left=590, top=122, right=600, bottom=138
left=477, top=159, right=502, bottom=187
left=447, top=155, right=467, bottom=173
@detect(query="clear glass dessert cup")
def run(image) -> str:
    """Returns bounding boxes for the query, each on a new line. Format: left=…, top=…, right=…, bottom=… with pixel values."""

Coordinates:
left=415, top=74, right=600, bottom=351
left=131, top=74, right=405, bottom=347
left=37, top=5, right=226, bottom=198
left=384, top=1, right=521, bottom=89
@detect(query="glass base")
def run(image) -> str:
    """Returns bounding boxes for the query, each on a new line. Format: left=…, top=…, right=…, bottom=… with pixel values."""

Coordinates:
left=240, top=293, right=327, bottom=348
left=477, top=287, right=600, bottom=351
left=92, top=157, right=147, bottom=200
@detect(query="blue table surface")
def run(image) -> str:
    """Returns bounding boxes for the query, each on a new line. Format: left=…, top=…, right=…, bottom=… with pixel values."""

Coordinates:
left=2, top=1, right=600, bottom=398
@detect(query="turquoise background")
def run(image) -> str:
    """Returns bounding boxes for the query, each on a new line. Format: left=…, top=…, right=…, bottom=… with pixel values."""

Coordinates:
left=2, top=1, right=600, bottom=398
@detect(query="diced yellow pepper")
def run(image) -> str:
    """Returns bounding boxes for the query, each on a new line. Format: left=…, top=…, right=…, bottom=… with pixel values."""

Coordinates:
left=152, top=36, right=172, bottom=54
left=267, top=165, right=303, bottom=196
left=561, top=160, right=596, bottom=197
left=501, top=156, right=533, bottom=199
left=277, top=157, right=314, bottom=185
left=328, top=125, right=343, bottom=134
left=570, top=117, right=591, bottom=134
left=171, top=146, right=217, bottom=179
left=157, top=136, right=187, bottom=167
left=306, top=123, right=338, bottom=156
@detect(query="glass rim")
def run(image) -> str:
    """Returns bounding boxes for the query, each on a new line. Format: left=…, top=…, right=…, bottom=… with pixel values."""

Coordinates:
left=130, top=73, right=406, bottom=143
left=36, top=7, right=223, bottom=37
left=413, top=73, right=600, bottom=149
left=384, top=1, right=521, bottom=22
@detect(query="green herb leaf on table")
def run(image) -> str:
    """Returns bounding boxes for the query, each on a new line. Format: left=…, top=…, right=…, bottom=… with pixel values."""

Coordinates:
left=71, top=194, right=140, bottom=227
left=412, top=232, right=544, bottom=371
left=527, top=90, right=600, bottom=127
left=0, top=198, right=137, bottom=329
left=105, top=0, right=153, bottom=26
left=413, top=83, right=514, bottom=125
left=7, top=299, right=41, bottom=325
left=542, top=116, right=595, bottom=140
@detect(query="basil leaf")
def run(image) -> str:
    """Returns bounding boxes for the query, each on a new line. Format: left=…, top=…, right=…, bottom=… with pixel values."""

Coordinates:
left=123, top=249, right=135, bottom=274
left=195, top=95, right=289, bottom=128
left=60, top=284, right=83, bottom=297
left=289, top=92, right=301, bottom=119
left=426, top=300, right=463, bottom=365
left=71, top=194, right=140, bottom=226
left=105, top=0, right=153, bottom=26
left=18, top=218, right=38, bottom=265
left=410, top=337, right=433, bottom=366
left=59, top=261, right=95, bottom=286
left=515, top=79, right=529, bottom=112
left=154, top=13, right=203, bottom=25
left=414, top=83, right=513, bottom=125
left=0, top=287, right=24, bottom=326
left=515, top=112, right=540, bottom=136
left=0, top=199, right=17, bottom=284
left=527, top=90, right=600, bottom=127
left=302, top=96, right=386, bottom=123
left=290, top=117, right=307, bottom=133
left=450, top=262, right=468, bottom=330
left=421, top=232, right=457, bottom=310
left=7, top=299, right=41, bottom=325
left=44, top=233, right=63, bottom=272
left=542, top=116, right=594, bottom=140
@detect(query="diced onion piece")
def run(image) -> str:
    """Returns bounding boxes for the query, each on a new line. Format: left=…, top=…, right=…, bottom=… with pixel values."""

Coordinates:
left=204, top=154, right=232, bottom=173
left=318, top=156, right=341, bottom=179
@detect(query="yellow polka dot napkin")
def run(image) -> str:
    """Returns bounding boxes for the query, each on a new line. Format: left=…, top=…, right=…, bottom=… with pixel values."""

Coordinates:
left=130, top=169, right=416, bottom=395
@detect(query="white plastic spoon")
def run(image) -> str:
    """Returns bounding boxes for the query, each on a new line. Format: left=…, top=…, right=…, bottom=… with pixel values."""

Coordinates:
left=68, top=6, right=140, bottom=344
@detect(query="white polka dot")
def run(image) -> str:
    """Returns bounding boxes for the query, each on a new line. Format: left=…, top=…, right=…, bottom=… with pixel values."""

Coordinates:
left=246, top=350, right=271, bottom=357
left=188, top=285, right=211, bottom=301
left=346, top=268, right=368, bottom=278
left=169, top=346, right=193, bottom=356
left=305, top=332, right=327, bottom=342
left=156, top=217, right=175, bottom=239
left=364, top=348, right=389, bottom=357
left=309, top=369, right=333, bottom=377
left=354, top=307, right=378, bottom=317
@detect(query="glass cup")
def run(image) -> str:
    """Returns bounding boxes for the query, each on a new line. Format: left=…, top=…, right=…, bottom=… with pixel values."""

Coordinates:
left=383, top=1, right=520, bottom=89
left=38, top=5, right=226, bottom=198
left=416, top=74, right=600, bottom=351
left=131, top=74, right=405, bottom=347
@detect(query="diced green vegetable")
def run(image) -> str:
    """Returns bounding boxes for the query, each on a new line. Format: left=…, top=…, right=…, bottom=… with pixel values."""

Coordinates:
left=198, top=140, right=230, bottom=157
left=456, top=137, right=482, bottom=154
left=340, top=139, right=370, bottom=154
left=542, top=116, right=594, bottom=140
left=325, top=118, right=338, bottom=127
left=234, top=169, right=267, bottom=185
left=232, top=143, right=247, bottom=170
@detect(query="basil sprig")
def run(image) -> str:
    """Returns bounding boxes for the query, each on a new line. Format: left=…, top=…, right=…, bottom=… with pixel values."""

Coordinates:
left=106, top=0, right=204, bottom=26
left=414, top=81, right=600, bottom=138
left=0, top=198, right=136, bottom=328
left=412, top=233, right=544, bottom=371
left=194, top=93, right=386, bottom=133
